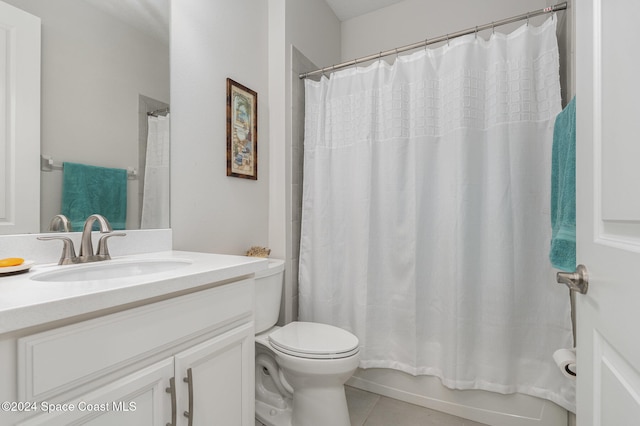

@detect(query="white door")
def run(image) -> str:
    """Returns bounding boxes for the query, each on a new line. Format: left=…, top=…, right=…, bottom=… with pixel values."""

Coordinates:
left=575, top=0, right=640, bottom=424
left=0, top=1, right=40, bottom=234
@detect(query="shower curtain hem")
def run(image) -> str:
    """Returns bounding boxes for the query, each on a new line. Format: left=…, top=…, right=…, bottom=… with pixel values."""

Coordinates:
left=358, top=361, right=576, bottom=413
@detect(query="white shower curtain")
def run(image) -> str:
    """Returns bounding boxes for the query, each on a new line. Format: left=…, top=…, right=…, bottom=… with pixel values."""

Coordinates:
left=141, top=113, right=170, bottom=229
left=299, top=16, right=575, bottom=412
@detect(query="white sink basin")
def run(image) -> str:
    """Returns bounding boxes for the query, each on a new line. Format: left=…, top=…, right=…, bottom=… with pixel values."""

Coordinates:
left=31, top=258, right=192, bottom=282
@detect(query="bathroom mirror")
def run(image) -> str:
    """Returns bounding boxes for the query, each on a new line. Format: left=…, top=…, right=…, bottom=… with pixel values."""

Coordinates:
left=3, top=0, right=170, bottom=232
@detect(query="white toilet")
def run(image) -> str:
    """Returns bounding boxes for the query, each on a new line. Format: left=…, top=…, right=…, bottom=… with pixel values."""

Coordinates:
left=254, top=259, right=360, bottom=426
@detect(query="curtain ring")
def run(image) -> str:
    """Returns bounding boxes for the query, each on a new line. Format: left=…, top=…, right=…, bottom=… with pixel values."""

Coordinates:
left=492, top=22, right=495, bottom=35
left=321, top=67, right=326, bottom=78
left=395, top=48, right=399, bottom=59
left=527, top=14, right=530, bottom=26
left=378, top=51, right=383, bottom=64
left=424, top=37, right=428, bottom=51
left=446, top=34, right=450, bottom=46
left=475, top=26, right=478, bottom=39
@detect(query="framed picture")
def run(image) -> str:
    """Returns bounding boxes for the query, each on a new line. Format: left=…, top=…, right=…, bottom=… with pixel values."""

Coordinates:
left=227, top=78, right=258, bottom=180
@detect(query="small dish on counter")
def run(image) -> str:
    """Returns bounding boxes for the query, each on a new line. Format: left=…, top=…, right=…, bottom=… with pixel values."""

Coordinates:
left=0, top=260, right=35, bottom=275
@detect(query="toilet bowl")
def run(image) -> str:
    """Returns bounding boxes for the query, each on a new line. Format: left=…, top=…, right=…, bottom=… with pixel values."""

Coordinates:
left=254, top=259, right=360, bottom=426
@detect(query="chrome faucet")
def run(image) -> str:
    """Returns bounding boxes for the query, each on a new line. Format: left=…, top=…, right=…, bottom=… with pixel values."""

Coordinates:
left=48, top=214, right=72, bottom=232
left=78, top=214, right=126, bottom=261
left=38, top=214, right=126, bottom=265
left=79, top=214, right=112, bottom=258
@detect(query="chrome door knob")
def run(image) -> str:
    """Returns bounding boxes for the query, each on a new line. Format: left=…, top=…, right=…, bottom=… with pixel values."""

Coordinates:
left=556, top=264, right=589, bottom=294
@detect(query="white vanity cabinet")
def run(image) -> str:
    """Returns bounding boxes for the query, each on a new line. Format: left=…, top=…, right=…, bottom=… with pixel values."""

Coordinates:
left=1, top=277, right=255, bottom=426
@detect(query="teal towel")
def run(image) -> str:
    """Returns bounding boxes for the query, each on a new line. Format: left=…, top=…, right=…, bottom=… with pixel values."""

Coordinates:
left=550, top=97, right=576, bottom=272
left=61, top=162, right=127, bottom=231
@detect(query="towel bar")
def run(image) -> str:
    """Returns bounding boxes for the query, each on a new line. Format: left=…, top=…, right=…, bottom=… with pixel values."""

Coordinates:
left=40, top=155, right=137, bottom=180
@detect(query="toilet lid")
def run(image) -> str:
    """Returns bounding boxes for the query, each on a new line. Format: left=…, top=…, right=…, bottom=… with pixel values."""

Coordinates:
left=268, top=322, right=359, bottom=359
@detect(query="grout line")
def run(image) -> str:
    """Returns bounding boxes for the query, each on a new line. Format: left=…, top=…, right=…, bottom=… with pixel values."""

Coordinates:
left=347, top=386, right=380, bottom=426
left=361, top=395, right=380, bottom=426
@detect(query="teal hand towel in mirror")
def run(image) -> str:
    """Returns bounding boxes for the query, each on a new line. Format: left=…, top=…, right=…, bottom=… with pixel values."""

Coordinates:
left=550, top=97, right=576, bottom=272
left=61, top=162, right=127, bottom=231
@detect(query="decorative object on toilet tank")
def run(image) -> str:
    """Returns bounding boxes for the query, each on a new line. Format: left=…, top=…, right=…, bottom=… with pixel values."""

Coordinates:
left=227, top=78, right=258, bottom=180
left=246, top=246, right=271, bottom=257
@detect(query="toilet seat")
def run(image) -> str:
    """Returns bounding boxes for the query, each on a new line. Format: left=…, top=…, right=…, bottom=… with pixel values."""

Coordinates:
left=268, top=322, right=359, bottom=360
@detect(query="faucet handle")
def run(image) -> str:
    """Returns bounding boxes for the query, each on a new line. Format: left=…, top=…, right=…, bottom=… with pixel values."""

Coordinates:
left=96, top=232, right=126, bottom=259
left=38, top=236, right=77, bottom=265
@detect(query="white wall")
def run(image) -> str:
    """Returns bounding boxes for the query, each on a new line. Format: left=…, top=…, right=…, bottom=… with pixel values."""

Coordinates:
left=171, top=0, right=269, bottom=255
left=268, top=0, right=341, bottom=323
left=170, top=0, right=337, bottom=266
left=268, top=0, right=340, bottom=261
left=287, top=0, right=342, bottom=69
left=268, top=0, right=287, bottom=262
left=3, top=0, right=169, bottom=232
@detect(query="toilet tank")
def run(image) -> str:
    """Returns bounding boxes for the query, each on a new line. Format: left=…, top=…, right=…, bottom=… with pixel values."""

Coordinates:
left=254, top=258, right=285, bottom=333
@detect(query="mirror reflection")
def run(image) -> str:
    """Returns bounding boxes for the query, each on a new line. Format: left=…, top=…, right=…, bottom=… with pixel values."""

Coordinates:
left=4, top=0, right=170, bottom=232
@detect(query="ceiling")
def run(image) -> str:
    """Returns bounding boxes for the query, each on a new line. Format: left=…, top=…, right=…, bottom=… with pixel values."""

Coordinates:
left=324, top=0, right=405, bottom=21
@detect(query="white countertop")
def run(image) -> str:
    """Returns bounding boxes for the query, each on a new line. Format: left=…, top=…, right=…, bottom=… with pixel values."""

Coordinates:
left=0, top=251, right=268, bottom=334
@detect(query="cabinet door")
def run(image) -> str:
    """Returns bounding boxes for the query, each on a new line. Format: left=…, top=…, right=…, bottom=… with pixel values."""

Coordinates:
left=174, top=322, right=254, bottom=426
left=18, top=358, right=174, bottom=426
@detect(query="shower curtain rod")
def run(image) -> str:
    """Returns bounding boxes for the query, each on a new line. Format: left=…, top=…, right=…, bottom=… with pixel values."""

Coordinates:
left=148, top=107, right=170, bottom=117
left=299, top=2, right=567, bottom=79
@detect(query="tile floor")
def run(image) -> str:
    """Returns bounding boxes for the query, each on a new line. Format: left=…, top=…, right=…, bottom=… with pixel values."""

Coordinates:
left=256, top=385, right=489, bottom=426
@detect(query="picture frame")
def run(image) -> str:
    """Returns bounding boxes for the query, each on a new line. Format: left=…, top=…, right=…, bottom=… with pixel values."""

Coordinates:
left=227, top=78, right=258, bottom=180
